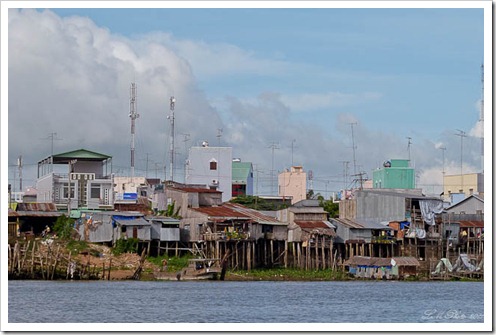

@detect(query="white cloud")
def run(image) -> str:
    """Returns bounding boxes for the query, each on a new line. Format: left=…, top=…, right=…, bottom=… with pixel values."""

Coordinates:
left=7, top=9, right=485, bottom=197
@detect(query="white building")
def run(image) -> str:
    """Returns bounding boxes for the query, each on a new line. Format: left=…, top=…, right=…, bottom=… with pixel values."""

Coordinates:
left=36, top=149, right=114, bottom=211
left=185, top=141, right=232, bottom=202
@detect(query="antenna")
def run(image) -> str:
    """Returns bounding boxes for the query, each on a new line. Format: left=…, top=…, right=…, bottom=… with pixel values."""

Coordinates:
left=168, top=96, right=176, bottom=181
left=217, top=128, right=223, bottom=146
left=41, top=132, right=62, bottom=156
left=291, top=139, right=297, bottom=167
left=455, top=129, right=467, bottom=194
left=182, top=133, right=190, bottom=183
left=439, top=146, right=446, bottom=196
left=406, top=137, right=412, bottom=164
left=268, top=142, right=280, bottom=195
left=349, top=122, right=358, bottom=176
left=129, top=83, right=139, bottom=179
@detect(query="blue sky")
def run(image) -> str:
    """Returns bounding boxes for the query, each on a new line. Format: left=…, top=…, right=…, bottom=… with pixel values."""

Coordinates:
left=4, top=2, right=490, bottom=197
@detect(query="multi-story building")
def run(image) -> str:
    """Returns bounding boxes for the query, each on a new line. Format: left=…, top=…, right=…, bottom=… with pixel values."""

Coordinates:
left=232, top=159, right=254, bottom=197
left=372, top=159, right=415, bottom=189
left=278, top=166, right=306, bottom=204
left=443, top=173, right=484, bottom=204
left=185, top=141, right=232, bottom=202
left=36, top=149, right=114, bottom=211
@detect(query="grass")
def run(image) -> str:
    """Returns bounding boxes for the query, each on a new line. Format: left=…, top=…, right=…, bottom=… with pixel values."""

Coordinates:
left=228, top=267, right=350, bottom=281
left=147, top=253, right=195, bottom=273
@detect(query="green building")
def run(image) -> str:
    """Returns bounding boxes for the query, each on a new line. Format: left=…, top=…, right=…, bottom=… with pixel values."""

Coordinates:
left=232, top=160, right=254, bottom=197
left=372, top=159, right=415, bottom=189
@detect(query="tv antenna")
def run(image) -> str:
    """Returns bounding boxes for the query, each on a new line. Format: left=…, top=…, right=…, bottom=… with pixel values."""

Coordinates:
left=167, top=96, right=176, bottom=181
left=129, top=82, right=139, bottom=179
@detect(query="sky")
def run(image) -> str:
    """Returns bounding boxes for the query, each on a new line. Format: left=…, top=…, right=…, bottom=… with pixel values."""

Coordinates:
left=3, top=1, right=491, bottom=198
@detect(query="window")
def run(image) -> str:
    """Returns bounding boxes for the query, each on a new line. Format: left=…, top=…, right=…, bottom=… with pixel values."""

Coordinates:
left=63, top=183, right=75, bottom=199
left=209, top=160, right=217, bottom=170
left=91, top=184, right=101, bottom=198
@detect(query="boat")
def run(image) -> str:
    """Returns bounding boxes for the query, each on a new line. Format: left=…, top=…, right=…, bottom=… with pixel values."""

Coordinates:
left=155, top=258, right=223, bottom=281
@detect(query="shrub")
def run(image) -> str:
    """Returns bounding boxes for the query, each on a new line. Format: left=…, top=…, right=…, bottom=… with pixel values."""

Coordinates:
left=112, top=238, right=139, bottom=255
left=53, top=215, right=75, bottom=240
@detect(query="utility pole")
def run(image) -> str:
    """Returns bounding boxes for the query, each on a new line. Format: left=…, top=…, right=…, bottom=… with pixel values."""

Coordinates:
left=129, top=83, right=139, bottom=180
left=167, top=96, right=176, bottom=182
left=17, top=155, right=22, bottom=192
left=455, top=129, right=467, bottom=194
left=67, top=159, right=77, bottom=216
left=439, top=146, right=446, bottom=197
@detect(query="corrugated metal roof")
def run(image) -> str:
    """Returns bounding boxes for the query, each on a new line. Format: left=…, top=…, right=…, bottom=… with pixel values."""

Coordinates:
left=224, top=203, right=285, bottom=225
left=344, top=256, right=419, bottom=267
left=50, top=149, right=111, bottom=162
left=8, top=208, right=19, bottom=217
left=15, top=211, right=63, bottom=217
left=174, top=187, right=221, bottom=194
left=16, top=203, right=58, bottom=211
left=459, top=221, right=484, bottom=228
left=295, top=221, right=329, bottom=229
left=331, top=218, right=391, bottom=230
left=114, top=217, right=151, bottom=226
left=192, top=203, right=286, bottom=225
left=193, top=206, right=249, bottom=219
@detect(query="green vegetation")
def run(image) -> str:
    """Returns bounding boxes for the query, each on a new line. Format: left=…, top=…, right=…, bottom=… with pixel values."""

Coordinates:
left=228, top=267, right=349, bottom=281
left=147, top=253, right=195, bottom=273
left=230, top=195, right=290, bottom=210
left=156, top=201, right=182, bottom=219
left=53, top=215, right=75, bottom=240
left=112, top=238, right=139, bottom=255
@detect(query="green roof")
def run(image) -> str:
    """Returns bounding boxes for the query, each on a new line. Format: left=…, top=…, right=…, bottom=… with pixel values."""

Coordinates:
left=49, top=149, right=112, bottom=163
left=232, top=161, right=252, bottom=183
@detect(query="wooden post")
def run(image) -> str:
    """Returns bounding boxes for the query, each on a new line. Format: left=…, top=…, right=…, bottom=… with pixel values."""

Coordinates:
left=108, top=258, right=112, bottom=280
left=31, top=241, right=36, bottom=278
left=270, top=240, right=274, bottom=266
left=321, top=237, right=326, bottom=269
left=284, top=240, right=288, bottom=268
left=297, top=242, right=301, bottom=269
left=175, top=242, right=178, bottom=257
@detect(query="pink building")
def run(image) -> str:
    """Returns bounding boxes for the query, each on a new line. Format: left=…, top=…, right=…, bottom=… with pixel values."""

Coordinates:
left=278, top=166, right=307, bottom=204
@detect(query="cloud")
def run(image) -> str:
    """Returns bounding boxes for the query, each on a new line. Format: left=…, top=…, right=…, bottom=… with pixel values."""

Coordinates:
left=7, top=9, right=484, bottom=197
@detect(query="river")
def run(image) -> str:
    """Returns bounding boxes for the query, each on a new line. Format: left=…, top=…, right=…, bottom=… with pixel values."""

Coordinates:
left=6, top=280, right=485, bottom=330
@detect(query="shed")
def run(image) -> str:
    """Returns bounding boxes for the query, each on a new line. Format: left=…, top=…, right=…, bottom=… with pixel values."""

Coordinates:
left=344, top=256, right=420, bottom=279
left=147, top=216, right=181, bottom=241
left=113, top=216, right=151, bottom=242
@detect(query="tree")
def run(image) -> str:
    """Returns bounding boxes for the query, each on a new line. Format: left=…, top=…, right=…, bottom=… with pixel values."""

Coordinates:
left=53, top=214, right=75, bottom=240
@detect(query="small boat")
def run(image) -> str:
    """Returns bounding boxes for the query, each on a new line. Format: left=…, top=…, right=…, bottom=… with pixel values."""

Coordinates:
left=155, top=258, right=223, bottom=281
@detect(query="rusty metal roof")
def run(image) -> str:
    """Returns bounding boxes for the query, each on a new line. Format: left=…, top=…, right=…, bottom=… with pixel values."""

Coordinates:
left=192, top=203, right=286, bottom=225
left=330, top=218, right=391, bottom=230
left=8, top=208, right=19, bottom=217
left=295, top=221, right=329, bottom=229
left=16, top=203, right=58, bottom=211
left=174, top=187, right=221, bottom=194
left=224, top=203, right=285, bottom=225
left=193, top=206, right=249, bottom=220
left=459, top=221, right=484, bottom=228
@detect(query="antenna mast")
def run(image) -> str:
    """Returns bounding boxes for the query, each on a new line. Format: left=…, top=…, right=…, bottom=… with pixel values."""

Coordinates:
left=18, top=155, right=22, bottom=192
left=129, top=83, right=139, bottom=179
left=349, top=122, right=358, bottom=176
left=268, top=142, right=280, bottom=195
left=168, top=96, right=176, bottom=181
left=455, top=129, right=467, bottom=194
left=406, top=137, right=412, bottom=164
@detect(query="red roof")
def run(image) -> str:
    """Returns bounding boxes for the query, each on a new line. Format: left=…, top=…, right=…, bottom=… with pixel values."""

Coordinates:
left=175, top=187, right=221, bottom=194
left=459, top=221, right=484, bottom=228
left=193, top=206, right=249, bottom=219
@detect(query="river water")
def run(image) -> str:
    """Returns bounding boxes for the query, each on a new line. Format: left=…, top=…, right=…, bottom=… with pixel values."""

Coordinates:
left=7, top=280, right=485, bottom=330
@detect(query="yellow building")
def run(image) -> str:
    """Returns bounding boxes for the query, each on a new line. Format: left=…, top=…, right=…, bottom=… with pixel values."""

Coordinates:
left=278, top=166, right=307, bottom=205
left=443, top=173, right=484, bottom=201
